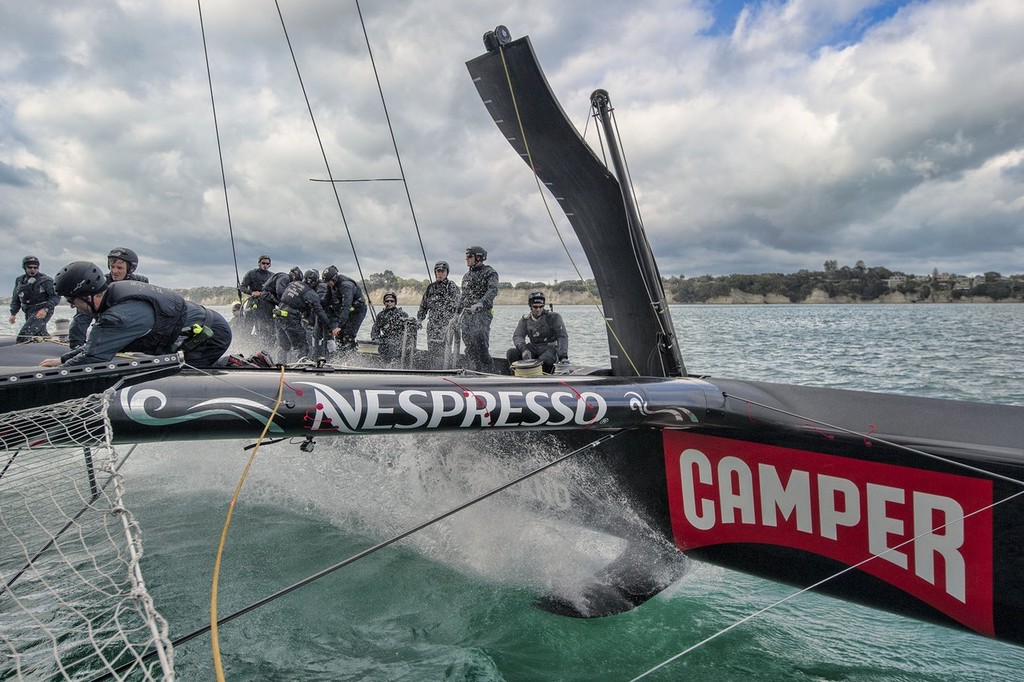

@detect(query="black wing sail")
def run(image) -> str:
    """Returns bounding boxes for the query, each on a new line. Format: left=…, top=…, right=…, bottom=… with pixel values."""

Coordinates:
left=466, top=33, right=683, bottom=378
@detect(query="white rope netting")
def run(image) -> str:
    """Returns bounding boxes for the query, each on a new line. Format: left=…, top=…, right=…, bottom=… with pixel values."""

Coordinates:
left=1, top=393, right=174, bottom=681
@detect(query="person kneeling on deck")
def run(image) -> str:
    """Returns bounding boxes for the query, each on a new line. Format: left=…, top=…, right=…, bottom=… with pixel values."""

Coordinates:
left=274, top=269, right=337, bottom=364
left=506, top=291, right=569, bottom=374
left=40, top=261, right=231, bottom=368
left=370, top=292, right=415, bottom=364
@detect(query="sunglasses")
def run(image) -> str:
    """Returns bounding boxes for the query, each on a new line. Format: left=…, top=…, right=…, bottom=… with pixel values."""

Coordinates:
left=259, top=261, right=271, bottom=265
left=531, top=304, right=545, bottom=309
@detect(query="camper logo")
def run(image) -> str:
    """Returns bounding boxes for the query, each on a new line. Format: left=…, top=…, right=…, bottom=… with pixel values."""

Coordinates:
left=663, top=431, right=995, bottom=637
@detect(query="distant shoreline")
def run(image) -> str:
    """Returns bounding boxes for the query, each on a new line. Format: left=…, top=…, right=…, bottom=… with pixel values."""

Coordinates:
left=7, top=286, right=1017, bottom=309
left=177, top=287, right=1021, bottom=307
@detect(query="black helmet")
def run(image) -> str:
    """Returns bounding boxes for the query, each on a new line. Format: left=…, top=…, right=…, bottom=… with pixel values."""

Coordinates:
left=22, top=255, right=40, bottom=269
left=55, top=261, right=108, bottom=298
left=107, top=246, right=139, bottom=273
left=303, top=269, right=320, bottom=287
left=321, top=265, right=338, bottom=282
left=258, top=255, right=271, bottom=264
left=289, top=266, right=303, bottom=280
left=383, top=291, right=397, bottom=304
left=528, top=291, right=545, bottom=306
left=433, top=260, right=449, bottom=273
left=465, top=245, right=487, bottom=261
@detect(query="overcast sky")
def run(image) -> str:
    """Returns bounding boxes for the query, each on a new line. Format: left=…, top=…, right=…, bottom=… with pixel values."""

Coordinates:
left=2, top=0, right=1022, bottom=290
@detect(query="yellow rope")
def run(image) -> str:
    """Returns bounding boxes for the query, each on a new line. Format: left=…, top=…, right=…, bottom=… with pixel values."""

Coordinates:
left=497, top=46, right=641, bottom=376
left=210, top=365, right=287, bottom=680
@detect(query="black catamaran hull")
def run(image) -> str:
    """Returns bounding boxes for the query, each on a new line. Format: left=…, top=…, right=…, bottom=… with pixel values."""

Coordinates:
left=6, top=353, right=1020, bottom=644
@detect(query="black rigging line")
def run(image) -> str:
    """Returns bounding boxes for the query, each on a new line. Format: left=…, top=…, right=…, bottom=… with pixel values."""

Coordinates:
left=197, top=0, right=242, bottom=299
left=354, top=0, right=432, bottom=279
left=273, top=0, right=373, bottom=318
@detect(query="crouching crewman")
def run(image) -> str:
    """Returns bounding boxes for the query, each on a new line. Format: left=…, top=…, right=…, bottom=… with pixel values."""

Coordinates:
left=505, top=291, right=569, bottom=374
left=39, top=261, right=231, bottom=368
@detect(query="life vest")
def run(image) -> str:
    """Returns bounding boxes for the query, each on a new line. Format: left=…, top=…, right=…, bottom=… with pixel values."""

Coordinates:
left=241, top=267, right=273, bottom=294
left=372, top=307, right=411, bottom=340
left=263, top=272, right=290, bottom=304
left=325, top=274, right=364, bottom=313
left=521, top=310, right=561, bottom=344
left=278, top=280, right=311, bottom=314
left=14, top=273, right=55, bottom=311
left=419, top=280, right=460, bottom=320
left=99, top=281, right=189, bottom=355
left=460, top=264, right=498, bottom=309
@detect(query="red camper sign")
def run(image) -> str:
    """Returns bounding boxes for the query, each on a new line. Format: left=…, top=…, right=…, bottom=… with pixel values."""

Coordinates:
left=664, top=431, right=994, bottom=636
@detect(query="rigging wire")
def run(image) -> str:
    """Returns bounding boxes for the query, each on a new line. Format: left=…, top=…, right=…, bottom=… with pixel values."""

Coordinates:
left=272, top=0, right=375, bottom=320
left=353, top=0, right=432, bottom=279
left=496, top=46, right=642, bottom=377
left=197, top=0, right=243, bottom=299
left=209, top=365, right=287, bottom=681
left=146, top=429, right=627, bottom=659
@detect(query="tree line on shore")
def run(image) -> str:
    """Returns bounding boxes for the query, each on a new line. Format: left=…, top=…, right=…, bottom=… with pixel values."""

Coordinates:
left=668, top=264, right=1024, bottom=303
left=168, top=264, right=1024, bottom=306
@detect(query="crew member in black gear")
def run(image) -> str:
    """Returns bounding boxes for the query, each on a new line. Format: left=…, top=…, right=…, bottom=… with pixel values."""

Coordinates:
left=264, top=266, right=303, bottom=306
left=506, top=291, right=569, bottom=373
left=9, top=255, right=60, bottom=342
left=69, top=246, right=150, bottom=349
left=459, top=245, right=498, bottom=372
left=416, top=260, right=460, bottom=368
left=370, top=292, right=415, bottom=364
left=237, top=266, right=301, bottom=342
left=321, top=265, right=367, bottom=352
left=40, top=261, right=231, bottom=368
left=239, top=255, right=275, bottom=343
left=273, top=269, right=336, bottom=364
